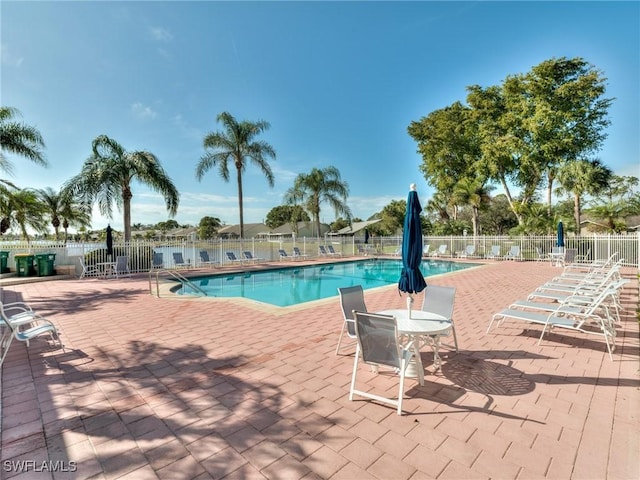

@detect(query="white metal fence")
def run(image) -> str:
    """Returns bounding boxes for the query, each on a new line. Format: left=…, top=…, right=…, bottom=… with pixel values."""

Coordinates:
left=0, top=232, right=637, bottom=276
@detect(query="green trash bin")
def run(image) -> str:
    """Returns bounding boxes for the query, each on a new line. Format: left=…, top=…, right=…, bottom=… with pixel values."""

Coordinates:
left=14, top=254, right=36, bottom=277
left=0, top=251, right=9, bottom=274
left=35, top=253, right=56, bottom=277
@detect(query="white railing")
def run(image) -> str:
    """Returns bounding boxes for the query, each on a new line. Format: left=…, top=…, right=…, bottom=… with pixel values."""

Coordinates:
left=0, top=232, right=637, bottom=275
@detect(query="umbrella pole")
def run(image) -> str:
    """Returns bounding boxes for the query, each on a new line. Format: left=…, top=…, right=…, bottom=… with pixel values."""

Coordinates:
left=407, top=295, right=414, bottom=319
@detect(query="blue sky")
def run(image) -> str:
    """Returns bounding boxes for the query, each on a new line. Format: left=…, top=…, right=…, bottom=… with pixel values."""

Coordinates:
left=2, top=1, right=639, bottom=232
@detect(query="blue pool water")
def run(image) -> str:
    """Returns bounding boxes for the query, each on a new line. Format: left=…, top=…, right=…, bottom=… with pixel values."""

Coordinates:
left=178, top=258, right=477, bottom=307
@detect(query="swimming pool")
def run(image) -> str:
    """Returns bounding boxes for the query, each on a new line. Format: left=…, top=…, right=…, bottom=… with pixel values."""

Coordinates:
left=178, top=258, right=477, bottom=307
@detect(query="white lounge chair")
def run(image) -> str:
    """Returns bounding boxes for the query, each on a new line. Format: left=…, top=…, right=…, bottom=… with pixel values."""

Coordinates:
left=431, top=244, right=448, bottom=257
left=243, top=251, right=263, bottom=263
left=456, top=245, right=476, bottom=258
left=114, top=255, right=131, bottom=278
left=199, top=251, right=219, bottom=268
left=503, top=245, right=521, bottom=261
left=173, top=252, right=190, bottom=269
left=350, top=311, right=423, bottom=415
left=535, top=247, right=550, bottom=263
left=485, top=245, right=501, bottom=260
left=0, top=301, right=63, bottom=368
left=225, top=252, right=244, bottom=265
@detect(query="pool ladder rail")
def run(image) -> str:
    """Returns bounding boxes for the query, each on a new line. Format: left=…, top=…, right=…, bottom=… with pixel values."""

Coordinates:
left=149, top=268, right=207, bottom=298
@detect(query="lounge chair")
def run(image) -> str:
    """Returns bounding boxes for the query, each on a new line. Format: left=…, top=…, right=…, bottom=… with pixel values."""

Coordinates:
left=336, top=285, right=367, bottom=355
left=319, top=245, right=329, bottom=256
left=199, top=251, right=219, bottom=268
left=225, top=252, right=244, bottom=265
left=173, top=252, right=190, bottom=269
left=485, top=245, right=501, bottom=260
left=327, top=245, right=342, bottom=256
left=430, top=244, right=448, bottom=257
left=0, top=301, right=63, bottom=368
left=488, top=280, right=623, bottom=360
left=79, top=257, right=100, bottom=279
left=422, top=245, right=431, bottom=257
left=292, top=247, right=309, bottom=259
left=151, top=252, right=164, bottom=269
left=243, top=251, right=263, bottom=263
left=456, top=245, right=476, bottom=258
left=503, top=245, right=521, bottom=261
left=350, top=311, right=422, bottom=415
left=278, top=249, right=294, bottom=261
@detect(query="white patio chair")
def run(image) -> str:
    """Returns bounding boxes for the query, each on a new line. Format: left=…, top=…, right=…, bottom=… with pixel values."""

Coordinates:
left=336, top=285, right=367, bottom=355
left=431, top=244, right=448, bottom=257
left=535, top=247, right=549, bottom=263
left=421, top=285, right=458, bottom=353
left=350, top=311, right=422, bottom=415
left=456, top=245, right=476, bottom=258
left=79, top=257, right=100, bottom=279
left=114, top=255, right=131, bottom=277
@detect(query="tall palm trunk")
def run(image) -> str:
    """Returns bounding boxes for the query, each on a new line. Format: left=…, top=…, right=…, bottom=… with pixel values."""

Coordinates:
left=236, top=167, right=244, bottom=239
left=574, top=194, right=581, bottom=235
left=123, top=185, right=133, bottom=241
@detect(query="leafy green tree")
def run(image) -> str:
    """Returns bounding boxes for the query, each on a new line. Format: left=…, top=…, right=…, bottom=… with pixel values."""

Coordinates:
left=198, top=216, right=222, bottom=239
left=478, top=194, right=518, bottom=235
left=0, top=106, right=48, bottom=174
left=156, top=219, right=179, bottom=231
left=374, top=199, right=406, bottom=235
left=64, top=135, right=179, bottom=241
left=586, top=175, right=640, bottom=231
left=556, top=159, right=612, bottom=234
left=265, top=205, right=310, bottom=229
left=424, top=191, right=453, bottom=222
left=59, top=194, right=91, bottom=242
left=284, top=166, right=351, bottom=239
left=196, top=112, right=276, bottom=238
left=330, top=217, right=350, bottom=232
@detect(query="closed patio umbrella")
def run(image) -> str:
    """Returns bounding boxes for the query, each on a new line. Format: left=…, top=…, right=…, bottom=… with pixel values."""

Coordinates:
left=106, top=224, right=113, bottom=259
left=398, top=184, right=427, bottom=316
left=557, top=221, right=565, bottom=248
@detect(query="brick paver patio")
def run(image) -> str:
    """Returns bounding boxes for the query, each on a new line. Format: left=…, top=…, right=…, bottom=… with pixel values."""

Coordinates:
left=1, top=259, right=638, bottom=479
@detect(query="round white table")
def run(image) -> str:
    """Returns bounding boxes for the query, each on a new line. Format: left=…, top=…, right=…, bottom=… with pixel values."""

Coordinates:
left=96, top=261, right=116, bottom=278
left=377, top=309, right=452, bottom=377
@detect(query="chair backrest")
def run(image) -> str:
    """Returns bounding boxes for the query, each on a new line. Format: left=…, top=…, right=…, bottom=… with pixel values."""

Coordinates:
left=173, top=252, right=184, bottom=264
left=338, top=286, right=367, bottom=336
left=564, top=248, right=577, bottom=264
left=510, top=246, right=520, bottom=255
left=115, top=256, right=129, bottom=273
left=491, top=245, right=500, bottom=255
left=243, top=251, right=253, bottom=259
left=293, top=247, right=302, bottom=255
left=327, top=245, right=338, bottom=254
left=421, top=285, right=456, bottom=319
left=423, top=245, right=430, bottom=255
left=319, top=246, right=328, bottom=254
left=551, top=246, right=564, bottom=255
left=200, top=251, right=210, bottom=262
left=438, top=245, right=447, bottom=254
left=353, top=311, right=401, bottom=369
left=152, top=252, right=163, bottom=268
left=226, top=252, right=237, bottom=261
left=279, top=249, right=288, bottom=257
left=466, top=245, right=475, bottom=255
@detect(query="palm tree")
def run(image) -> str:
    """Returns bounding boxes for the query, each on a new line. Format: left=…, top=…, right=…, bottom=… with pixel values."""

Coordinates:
left=0, top=189, right=48, bottom=242
left=196, top=112, right=276, bottom=239
left=59, top=194, right=92, bottom=242
left=556, top=159, right=612, bottom=234
left=37, top=187, right=65, bottom=240
left=64, top=135, right=179, bottom=241
left=0, top=106, right=48, bottom=173
left=284, top=166, right=351, bottom=238
left=452, top=177, right=494, bottom=236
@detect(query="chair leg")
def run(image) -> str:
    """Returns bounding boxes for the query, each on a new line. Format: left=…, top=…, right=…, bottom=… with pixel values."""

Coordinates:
left=349, top=345, right=360, bottom=401
left=397, top=358, right=406, bottom=415
left=335, top=323, right=347, bottom=355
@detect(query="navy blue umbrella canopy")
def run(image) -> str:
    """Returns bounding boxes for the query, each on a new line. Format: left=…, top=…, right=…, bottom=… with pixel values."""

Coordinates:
left=557, top=221, right=565, bottom=248
left=106, top=225, right=113, bottom=258
left=398, top=185, right=427, bottom=295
